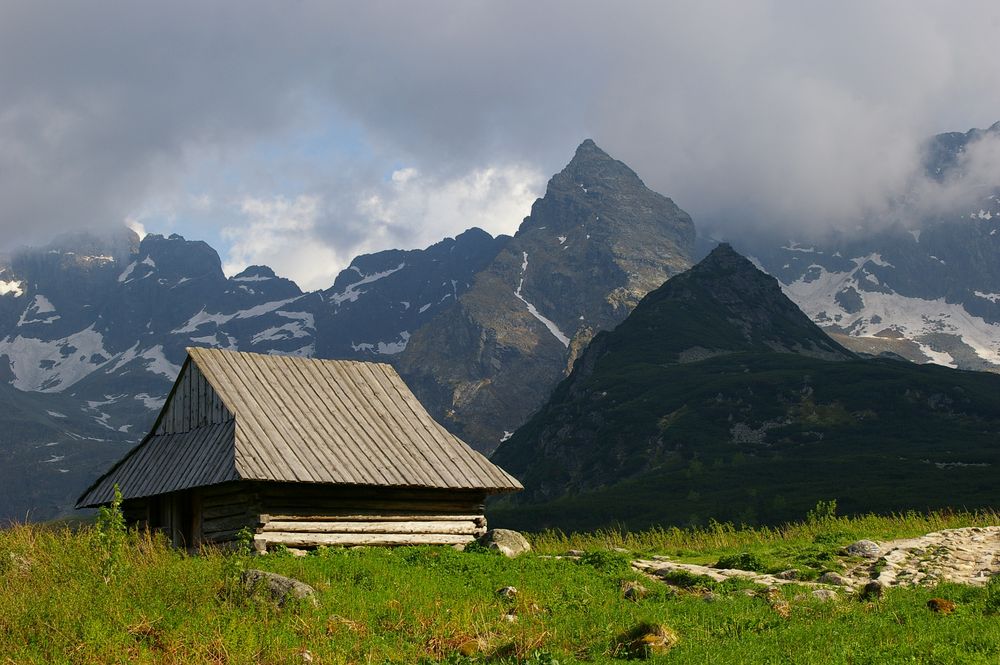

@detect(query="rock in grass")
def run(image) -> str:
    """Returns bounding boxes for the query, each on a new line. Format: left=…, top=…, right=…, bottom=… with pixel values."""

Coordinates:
left=622, top=580, right=648, bottom=601
left=927, top=598, right=956, bottom=614
left=496, top=586, right=518, bottom=599
left=775, top=569, right=800, bottom=580
left=811, top=589, right=838, bottom=602
left=844, top=540, right=881, bottom=559
left=817, top=572, right=851, bottom=586
left=565, top=549, right=585, bottom=557
left=860, top=580, right=884, bottom=601
left=241, top=569, right=318, bottom=607
left=477, top=529, right=531, bottom=558
left=618, top=622, right=680, bottom=658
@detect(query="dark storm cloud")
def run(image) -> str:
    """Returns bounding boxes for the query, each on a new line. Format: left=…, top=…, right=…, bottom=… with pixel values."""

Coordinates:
left=2, top=1, right=999, bottom=254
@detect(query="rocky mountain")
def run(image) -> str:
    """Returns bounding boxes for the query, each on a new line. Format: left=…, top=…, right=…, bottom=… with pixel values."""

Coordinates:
left=490, top=245, right=1000, bottom=531
left=398, top=139, right=696, bottom=450
left=0, top=227, right=506, bottom=520
left=744, top=122, right=1000, bottom=371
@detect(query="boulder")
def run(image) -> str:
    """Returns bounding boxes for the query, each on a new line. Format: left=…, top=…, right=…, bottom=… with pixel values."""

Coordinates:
left=618, top=622, right=680, bottom=659
left=927, top=598, right=956, bottom=614
left=622, top=581, right=648, bottom=601
left=477, top=529, right=531, bottom=558
left=817, top=572, right=851, bottom=586
left=775, top=569, right=800, bottom=580
left=860, top=580, right=884, bottom=601
left=496, top=585, right=518, bottom=599
left=844, top=540, right=881, bottom=559
left=241, top=569, right=318, bottom=607
left=811, top=589, right=838, bottom=602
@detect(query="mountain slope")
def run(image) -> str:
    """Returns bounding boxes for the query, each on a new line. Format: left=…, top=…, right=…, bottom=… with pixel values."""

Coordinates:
left=747, top=122, right=1000, bottom=371
left=0, top=228, right=508, bottom=521
left=491, top=245, right=1000, bottom=531
left=398, top=139, right=696, bottom=451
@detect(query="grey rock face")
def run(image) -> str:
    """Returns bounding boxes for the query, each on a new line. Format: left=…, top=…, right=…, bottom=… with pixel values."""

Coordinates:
left=398, top=139, right=695, bottom=452
left=817, top=572, right=851, bottom=587
left=241, top=569, right=319, bottom=607
left=844, top=540, right=881, bottom=559
left=477, top=528, right=531, bottom=558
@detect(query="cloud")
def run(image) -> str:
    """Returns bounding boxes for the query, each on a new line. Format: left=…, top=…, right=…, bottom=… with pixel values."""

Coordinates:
left=221, top=195, right=340, bottom=291
left=219, top=164, right=543, bottom=289
left=2, top=1, right=1000, bottom=263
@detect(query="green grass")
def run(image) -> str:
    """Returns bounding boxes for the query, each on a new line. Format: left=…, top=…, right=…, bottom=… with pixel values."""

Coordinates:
left=3, top=511, right=1000, bottom=663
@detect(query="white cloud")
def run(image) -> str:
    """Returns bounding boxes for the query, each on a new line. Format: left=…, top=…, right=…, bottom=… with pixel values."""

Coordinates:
left=2, top=1, right=1000, bottom=250
left=124, top=217, right=148, bottom=240
left=222, top=195, right=343, bottom=291
left=355, top=164, right=544, bottom=250
left=220, top=164, right=543, bottom=290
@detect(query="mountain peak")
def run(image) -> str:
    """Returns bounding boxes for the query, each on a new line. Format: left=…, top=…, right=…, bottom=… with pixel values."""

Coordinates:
left=571, top=138, right=609, bottom=160
left=598, top=244, right=854, bottom=364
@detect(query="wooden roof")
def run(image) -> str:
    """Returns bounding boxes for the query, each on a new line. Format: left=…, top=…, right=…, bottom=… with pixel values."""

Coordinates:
left=78, top=348, right=522, bottom=507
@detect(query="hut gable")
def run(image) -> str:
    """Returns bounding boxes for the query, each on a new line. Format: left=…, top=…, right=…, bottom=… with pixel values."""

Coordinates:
left=78, top=347, right=522, bottom=509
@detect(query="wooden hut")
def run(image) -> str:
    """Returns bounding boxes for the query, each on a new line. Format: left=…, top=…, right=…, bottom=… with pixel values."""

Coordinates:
left=77, top=347, right=522, bottom=551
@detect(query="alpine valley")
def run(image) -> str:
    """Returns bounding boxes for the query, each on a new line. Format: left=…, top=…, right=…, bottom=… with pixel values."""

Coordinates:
left=2, top=129, right=1000, bottom=524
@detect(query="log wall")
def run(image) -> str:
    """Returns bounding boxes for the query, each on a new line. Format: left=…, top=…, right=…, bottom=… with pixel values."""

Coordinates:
left=250, top=482, right=488, bottom=551
left=126, top=482, right=491, bottom=550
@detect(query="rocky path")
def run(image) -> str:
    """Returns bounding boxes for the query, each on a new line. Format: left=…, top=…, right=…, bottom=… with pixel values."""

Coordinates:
left=859, top=526, right=1000, bottom=588
left=632, top=527, right=1000, bottom=593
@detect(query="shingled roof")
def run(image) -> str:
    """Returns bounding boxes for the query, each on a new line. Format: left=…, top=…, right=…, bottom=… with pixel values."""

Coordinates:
left=78, top=347, right=522, bottom=507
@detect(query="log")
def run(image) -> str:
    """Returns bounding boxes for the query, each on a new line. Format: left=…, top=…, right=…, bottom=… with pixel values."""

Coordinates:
left=201, top=514, right=257, bottom=534
left=260, top=500, right=483, bottom=513
left=260, top=520, right=481, bottom=535
left=255, top=532, right=475, bottom=547
left=259, top=514, right=486, bottom=525
left=201, top=503, right=253, bottom=520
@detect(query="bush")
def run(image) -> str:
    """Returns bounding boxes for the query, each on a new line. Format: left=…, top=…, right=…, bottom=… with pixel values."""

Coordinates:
left=714, top=551, right=766, bottom=572
left=578, top=550, right=632, bottom=575
left=92, top=484, right=126, bottom=584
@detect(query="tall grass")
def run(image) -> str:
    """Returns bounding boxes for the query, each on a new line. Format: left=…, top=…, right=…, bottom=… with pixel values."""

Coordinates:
left=2, top=510, right=1000, bottom=663
left=529, top=508, right=1000, bottom=558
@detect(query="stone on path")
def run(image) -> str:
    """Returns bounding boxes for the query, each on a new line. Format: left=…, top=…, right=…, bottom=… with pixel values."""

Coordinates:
left=817, top=572, right=851, bottom=587
left=844, top=540, right=881, bottom=559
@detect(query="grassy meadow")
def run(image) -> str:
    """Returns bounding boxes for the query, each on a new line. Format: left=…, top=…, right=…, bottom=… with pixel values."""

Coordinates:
left=2, top=509, right=1000, bottom=664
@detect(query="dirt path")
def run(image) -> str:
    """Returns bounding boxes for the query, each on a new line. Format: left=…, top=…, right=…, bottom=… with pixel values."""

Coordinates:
left=632, top=526, right=1000, bottom=592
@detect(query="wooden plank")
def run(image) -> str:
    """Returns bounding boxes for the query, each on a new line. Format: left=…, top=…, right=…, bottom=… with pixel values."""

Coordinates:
left=202, top=513, right=258, bottom=534
left=255, top=532, right=476, bottom=547
left=261, top=514, right=486, bottom=524
left=201, top=503, right=253, bottom=521
left=261, top=520, right=481, bottom=534
left=259, top=500, right=483, bottom=514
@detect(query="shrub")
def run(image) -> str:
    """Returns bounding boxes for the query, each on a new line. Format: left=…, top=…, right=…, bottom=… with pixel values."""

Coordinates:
left=92, top=484, right=126, bottom=584
left=714, top=551, right=766, bottom=572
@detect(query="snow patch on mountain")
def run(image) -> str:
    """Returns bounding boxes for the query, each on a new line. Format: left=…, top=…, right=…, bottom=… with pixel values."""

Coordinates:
left=350, top=331, right=411, bottom=355
left=0, top=280, right=24, bottom=297
left=140, top=345, right=180, bottom=379
left=135, top=393, right=166, bottom=410
left=17, top=295, right=60, bottom=326
left=514, top=252, right=570, bottom=347
left=0, top=325, right=109, bottom=391
left=250, top=312, right=314, bottom=345
left=173, top=297, right=300, bottom=334
left=783, top=263, right=1000, bottom=366
left=330, top=263, right=406, bottom=305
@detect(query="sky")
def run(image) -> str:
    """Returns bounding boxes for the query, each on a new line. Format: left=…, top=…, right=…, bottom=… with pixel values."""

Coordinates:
left=2, top=1, right=1000, bottom=290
